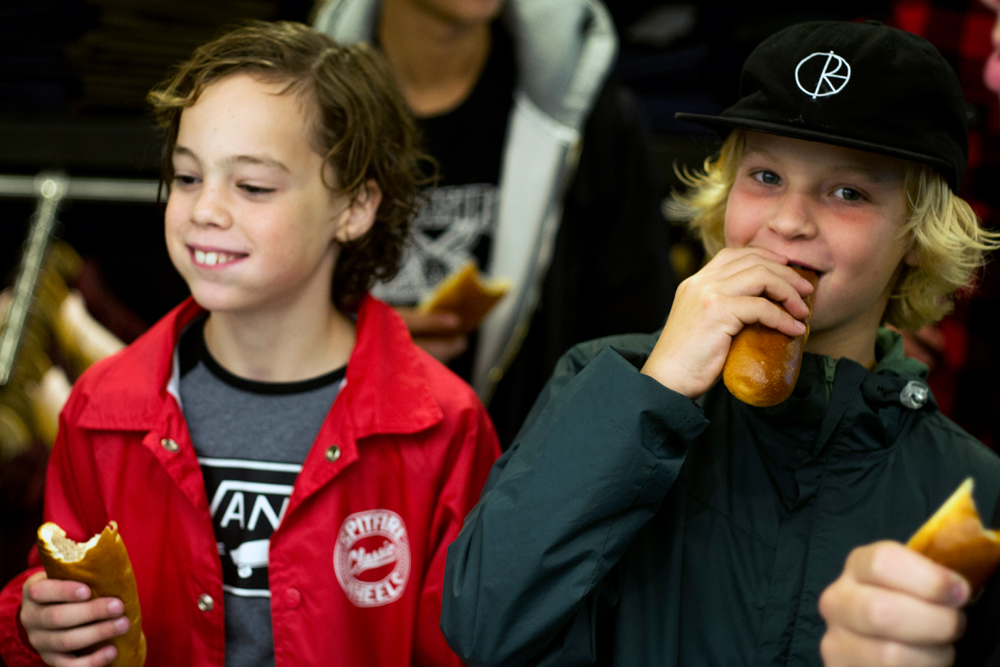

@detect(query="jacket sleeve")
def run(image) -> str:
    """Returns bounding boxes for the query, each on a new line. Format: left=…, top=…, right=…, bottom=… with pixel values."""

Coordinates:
left=414, top=395, right=502, bottom=665
left=441, top=343, right=709, bottom=666
left=0, top=393, right=107, bottom=667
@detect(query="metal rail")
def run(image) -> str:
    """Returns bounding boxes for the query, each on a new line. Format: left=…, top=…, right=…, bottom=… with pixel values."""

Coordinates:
left=0, top=174, right=160, bottom=202
left=0, top=172, right=161, bottom=386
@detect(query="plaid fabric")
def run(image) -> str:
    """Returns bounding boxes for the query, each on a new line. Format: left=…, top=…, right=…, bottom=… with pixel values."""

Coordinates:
left=890, top=0, right=1000, bottom=448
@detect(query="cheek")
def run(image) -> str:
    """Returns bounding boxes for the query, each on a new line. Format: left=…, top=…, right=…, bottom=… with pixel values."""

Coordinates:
left=723, top=190, right=758, bottom=248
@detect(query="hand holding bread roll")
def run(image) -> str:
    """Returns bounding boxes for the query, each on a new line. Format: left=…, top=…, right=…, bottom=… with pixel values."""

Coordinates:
left=907, top=477, right=1000, bottom=593
left=418, top=261, right=509, bottom=334
left=723, top=266, right=819, bottom=407
left=37, top=521, right=146, bottom=666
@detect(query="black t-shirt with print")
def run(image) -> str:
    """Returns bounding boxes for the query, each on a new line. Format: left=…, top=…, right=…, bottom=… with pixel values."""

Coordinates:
left=373, top=21, right=516, bottom=380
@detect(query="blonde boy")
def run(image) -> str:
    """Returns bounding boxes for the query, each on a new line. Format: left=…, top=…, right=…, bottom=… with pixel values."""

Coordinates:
left=440, top=20, right=1000, bottom=666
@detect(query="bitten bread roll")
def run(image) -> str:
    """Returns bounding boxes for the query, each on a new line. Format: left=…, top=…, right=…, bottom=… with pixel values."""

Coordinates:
left=418, top=260, right=510, bottom=333
left=907, top=477, right=1000, bottom=593
left=722, top=266, right=820, bottom=407
left=37, top=521, right=146, bottom=666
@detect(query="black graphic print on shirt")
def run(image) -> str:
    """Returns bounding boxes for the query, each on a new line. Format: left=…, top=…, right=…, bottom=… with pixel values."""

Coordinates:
left=200, top=457, right=302, bottom=598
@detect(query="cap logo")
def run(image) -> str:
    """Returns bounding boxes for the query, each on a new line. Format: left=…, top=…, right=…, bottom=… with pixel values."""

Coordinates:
left=794, top=51, right=851, bottom=99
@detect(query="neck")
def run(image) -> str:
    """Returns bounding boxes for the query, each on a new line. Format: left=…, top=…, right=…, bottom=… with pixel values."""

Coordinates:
left=804, top=323, right=880, bottom=370
left=378, top=0, right=493, bottom=116
left=202, top=294, right=356, bottom=383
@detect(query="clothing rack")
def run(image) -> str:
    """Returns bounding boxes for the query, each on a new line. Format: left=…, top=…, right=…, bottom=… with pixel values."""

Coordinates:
left=0, top=173, right=161, bottom=386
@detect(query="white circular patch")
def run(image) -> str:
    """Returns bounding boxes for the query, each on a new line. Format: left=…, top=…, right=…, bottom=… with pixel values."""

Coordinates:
left=334, top=509, right=411, bottom=608
left=795, top=51, right=851, bottom=99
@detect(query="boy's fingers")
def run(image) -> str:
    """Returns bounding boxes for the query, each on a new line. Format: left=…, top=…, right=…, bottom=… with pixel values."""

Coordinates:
left=827, top=582, right=966, bottom=644
left=848, top=541, right=970, bottom=606
left=820, top=625, right=956, bottom=667
left=40, top=639, right=119, bottom=667
left=728, top=296, right=807, bottom=338
left=24, top=576, right=91, bottom=605
left=718, top=264, right=812, bottom=321
left=30, top=616, right=127, bottom=658
left=34, top=598, right=126, bottom=632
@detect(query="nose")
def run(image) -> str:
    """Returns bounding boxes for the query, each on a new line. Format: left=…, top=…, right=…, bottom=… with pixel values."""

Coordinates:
left=190, top=181, right=232, bottom=229
left=767, top=191, right=818, bottom=240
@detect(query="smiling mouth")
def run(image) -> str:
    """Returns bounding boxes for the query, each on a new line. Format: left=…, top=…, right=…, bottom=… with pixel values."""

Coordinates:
left=191, top=248, right=247, bottom=267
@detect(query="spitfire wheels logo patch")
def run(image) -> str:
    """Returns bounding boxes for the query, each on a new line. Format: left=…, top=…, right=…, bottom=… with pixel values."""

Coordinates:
left=334, top=510, right=411, bottom=607
left=795, top=51, right=851, bottom=99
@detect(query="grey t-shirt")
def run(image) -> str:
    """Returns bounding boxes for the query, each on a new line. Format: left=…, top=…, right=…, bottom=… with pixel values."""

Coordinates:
left=177, top=318, right=345, bottom=667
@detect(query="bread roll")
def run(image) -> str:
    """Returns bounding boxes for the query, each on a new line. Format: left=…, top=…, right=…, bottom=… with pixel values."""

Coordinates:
left=418, top=260, right=510, bottom=333
left=907, top=477, right=1000, bottom=593
left=37, top=521, right=146, bottom=666
left=723, top=266, right=819, bottom=407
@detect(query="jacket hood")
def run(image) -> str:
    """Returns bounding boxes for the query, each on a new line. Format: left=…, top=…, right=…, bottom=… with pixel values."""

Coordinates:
left=872, top=327, right=929, bottom=379
left=313, top=0, right=618, bottom=130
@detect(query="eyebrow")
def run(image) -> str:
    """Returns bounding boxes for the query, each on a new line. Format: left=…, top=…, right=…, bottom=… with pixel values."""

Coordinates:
left=173, top=146, right=290, bottom=173
left=743, top=147, right=900, bottom=184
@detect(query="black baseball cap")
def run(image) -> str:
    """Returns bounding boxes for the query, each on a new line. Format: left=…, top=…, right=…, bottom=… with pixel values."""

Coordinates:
left=676, top=21, right=968, bottom=190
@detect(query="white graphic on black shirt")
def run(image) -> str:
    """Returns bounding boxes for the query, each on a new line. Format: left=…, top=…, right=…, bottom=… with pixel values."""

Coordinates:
left=200, top=458, right=301, bottom=598
left=372, top=184, right=498, bottom=304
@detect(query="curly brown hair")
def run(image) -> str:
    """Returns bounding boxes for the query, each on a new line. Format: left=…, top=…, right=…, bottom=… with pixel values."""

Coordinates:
left=148, top=20, right=428, bottom=312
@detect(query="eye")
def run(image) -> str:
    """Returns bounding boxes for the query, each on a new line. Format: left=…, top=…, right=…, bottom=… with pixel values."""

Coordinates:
left=172, top=174, right=199, bottom=188
left=240, top=183, right=276, bottom=196
left=752, top=170, right=781, bottom=185
left=832, top=187, right=865, bottom=202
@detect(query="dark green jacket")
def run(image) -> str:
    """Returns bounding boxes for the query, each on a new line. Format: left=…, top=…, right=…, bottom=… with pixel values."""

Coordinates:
left=442, top=330, right=1000, bottom=666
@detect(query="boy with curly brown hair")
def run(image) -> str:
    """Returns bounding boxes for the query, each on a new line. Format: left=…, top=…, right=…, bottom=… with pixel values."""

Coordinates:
left=0, top=20, right=499, bottom=667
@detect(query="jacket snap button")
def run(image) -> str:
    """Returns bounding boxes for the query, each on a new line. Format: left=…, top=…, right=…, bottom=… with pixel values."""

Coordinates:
left=161, top=438, right=179, bottom=452
left=197, top=594, right=214, bottom=612
left=325, top=446, right=341, bottom=463
left=900, top=380, right=929, bottom=410
left=285, top=588, right=302, bottom=609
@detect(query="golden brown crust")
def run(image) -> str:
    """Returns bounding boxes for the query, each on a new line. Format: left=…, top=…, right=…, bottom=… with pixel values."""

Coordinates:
left=907, top=478, right=1000, bottom=593
left=37, top=522, right=146, bottom=666
left=418, top=261, right=510, bottom=333
left=723, top=267, right=819, bottom=407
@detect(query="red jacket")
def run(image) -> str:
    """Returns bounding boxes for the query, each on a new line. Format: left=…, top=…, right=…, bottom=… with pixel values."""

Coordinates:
left=0, top=296, right=500, bottom=666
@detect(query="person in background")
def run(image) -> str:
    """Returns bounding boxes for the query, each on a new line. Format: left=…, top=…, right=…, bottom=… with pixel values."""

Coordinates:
left=0, top=21, right=499, bottom=667
left=314, top=0, right=678, bottom=448
left=985, top=0, right=1000, bottom=94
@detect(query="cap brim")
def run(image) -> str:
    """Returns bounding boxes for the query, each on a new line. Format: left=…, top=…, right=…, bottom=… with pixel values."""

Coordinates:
left=675, top=112, right=954, bottom=179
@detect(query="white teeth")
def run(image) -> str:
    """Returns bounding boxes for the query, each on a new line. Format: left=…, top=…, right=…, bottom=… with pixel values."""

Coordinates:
left=193, top=249, right=241, bottom=266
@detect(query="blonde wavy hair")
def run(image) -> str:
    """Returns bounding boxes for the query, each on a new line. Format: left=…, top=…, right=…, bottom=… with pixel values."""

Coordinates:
left=672, top=129, right=1000, bottom=330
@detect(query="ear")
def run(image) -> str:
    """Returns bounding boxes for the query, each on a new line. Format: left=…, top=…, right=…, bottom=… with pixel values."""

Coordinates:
left=333, top=180, right=382, bottom=243
left=903, top=244, right=920, bottom=267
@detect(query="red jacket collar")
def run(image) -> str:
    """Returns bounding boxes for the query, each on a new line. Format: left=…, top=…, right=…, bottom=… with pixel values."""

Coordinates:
left=74, top=295, right=443, bottom=437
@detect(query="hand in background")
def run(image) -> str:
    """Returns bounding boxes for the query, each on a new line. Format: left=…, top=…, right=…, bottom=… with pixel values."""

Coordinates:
left=395, top=307, right=469, bottom=363
left=819, top=541, right=970, bottom=667
left=891, top=324, right=946, bottom=372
